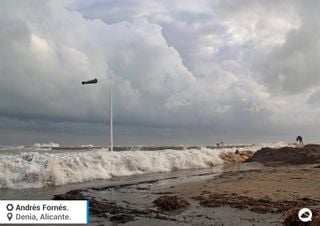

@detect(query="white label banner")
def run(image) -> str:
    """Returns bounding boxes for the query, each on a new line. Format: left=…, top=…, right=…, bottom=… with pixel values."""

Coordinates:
left=0, top=200, right=89, bottom=224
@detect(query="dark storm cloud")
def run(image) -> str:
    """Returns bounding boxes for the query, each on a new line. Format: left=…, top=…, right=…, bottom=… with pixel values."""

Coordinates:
left=255, top=1, right=320, bottom=94
left=1, top=0, right=320, bottom=145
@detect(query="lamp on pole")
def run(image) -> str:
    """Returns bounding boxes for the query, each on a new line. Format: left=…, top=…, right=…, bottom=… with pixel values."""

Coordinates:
left=81, top=77, right=113, bottom=151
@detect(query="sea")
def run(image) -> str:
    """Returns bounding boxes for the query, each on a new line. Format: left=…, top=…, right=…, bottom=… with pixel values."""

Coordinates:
left=0, top=142, right=288, bottom=194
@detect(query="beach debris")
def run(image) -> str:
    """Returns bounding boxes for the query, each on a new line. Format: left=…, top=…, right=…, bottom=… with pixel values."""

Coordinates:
left=206, top=161, right=215, bottom=167
left=283, top=208, right=320, bottom=226
left=109, top=214, right=134, bottom=224
left=54, top=189, right=180, bottom=223
left=246, top=144, right=320, bottom=165
left=312, top=214, right=320, bottom=226
left=194, top=193, right=319, bottom=214
left=153, top=195, right=190, bottom=211
left=220, top=150, right=253, bottom=164
left=53, top=190, right=86, bottom=200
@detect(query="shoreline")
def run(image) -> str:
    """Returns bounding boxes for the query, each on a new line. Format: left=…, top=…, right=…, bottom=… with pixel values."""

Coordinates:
left=51, top=163, right=285, bottom=225
left=50, top=146, right=320, bottom=225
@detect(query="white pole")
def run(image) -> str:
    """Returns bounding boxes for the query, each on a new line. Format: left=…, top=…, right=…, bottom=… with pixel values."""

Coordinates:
left=109, top=77, right=113, bottom=151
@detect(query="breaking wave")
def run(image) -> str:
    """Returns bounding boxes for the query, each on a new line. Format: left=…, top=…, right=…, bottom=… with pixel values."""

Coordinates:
left=33, top=142, right=60, bottom=148
left=0, top=147, right=236, bottom=189
left=0, top=143, right=288, bottom=189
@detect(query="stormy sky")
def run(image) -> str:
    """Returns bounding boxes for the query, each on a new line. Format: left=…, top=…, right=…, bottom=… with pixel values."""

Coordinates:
left=1, top=0, right=320, bottom=145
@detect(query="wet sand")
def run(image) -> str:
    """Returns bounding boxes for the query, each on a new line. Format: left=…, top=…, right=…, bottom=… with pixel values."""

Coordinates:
left=165, top=164, right=320, bottom=202
left=161, top=146, right=320, bottom=225
left=51, top=146, right=320, bottom=225
left=52, top=162, right=284, bottom=225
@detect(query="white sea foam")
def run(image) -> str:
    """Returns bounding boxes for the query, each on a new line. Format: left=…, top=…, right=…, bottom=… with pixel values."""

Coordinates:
left=33, top=142, right=60, bottom=148
left=80, top=144, right=94, bottom=148
left=0, top=146, right=25, bottom=151
left=0, top=147, right=232, bottom=189
left=0, top=143, right=286, bottom=189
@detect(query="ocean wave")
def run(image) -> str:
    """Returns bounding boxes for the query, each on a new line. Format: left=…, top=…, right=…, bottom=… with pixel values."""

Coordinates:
left=0, top=147, right=246, bottom=189
left=0, top=146, right=25, bottom=151
left=0, top=143, right=288, bottom=189
left=80, top=144, right=94, bottom=148
left=33, top=142, right=60, bottom=148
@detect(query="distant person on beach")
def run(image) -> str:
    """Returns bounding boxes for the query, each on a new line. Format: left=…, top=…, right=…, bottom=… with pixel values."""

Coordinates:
left=296, top=136, right=303, bottom=145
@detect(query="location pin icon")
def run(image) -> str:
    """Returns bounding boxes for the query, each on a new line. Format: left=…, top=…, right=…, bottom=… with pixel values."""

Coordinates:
left=7, top=213, right=13, bottom=221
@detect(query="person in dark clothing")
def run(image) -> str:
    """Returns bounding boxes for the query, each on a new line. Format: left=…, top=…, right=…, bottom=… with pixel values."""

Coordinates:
left=296, top=136, right=303, bottom=145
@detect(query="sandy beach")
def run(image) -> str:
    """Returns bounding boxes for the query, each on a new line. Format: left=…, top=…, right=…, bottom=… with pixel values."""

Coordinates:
left=163, top=146, right=320, bottom=225
left=50, top=145, right=320, bottom=225
left=165, top=164, right=320, bottom=202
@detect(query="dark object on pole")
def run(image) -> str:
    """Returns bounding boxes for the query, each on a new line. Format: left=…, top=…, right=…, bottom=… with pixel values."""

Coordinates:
left=82, top=78, right=98, bottom=85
